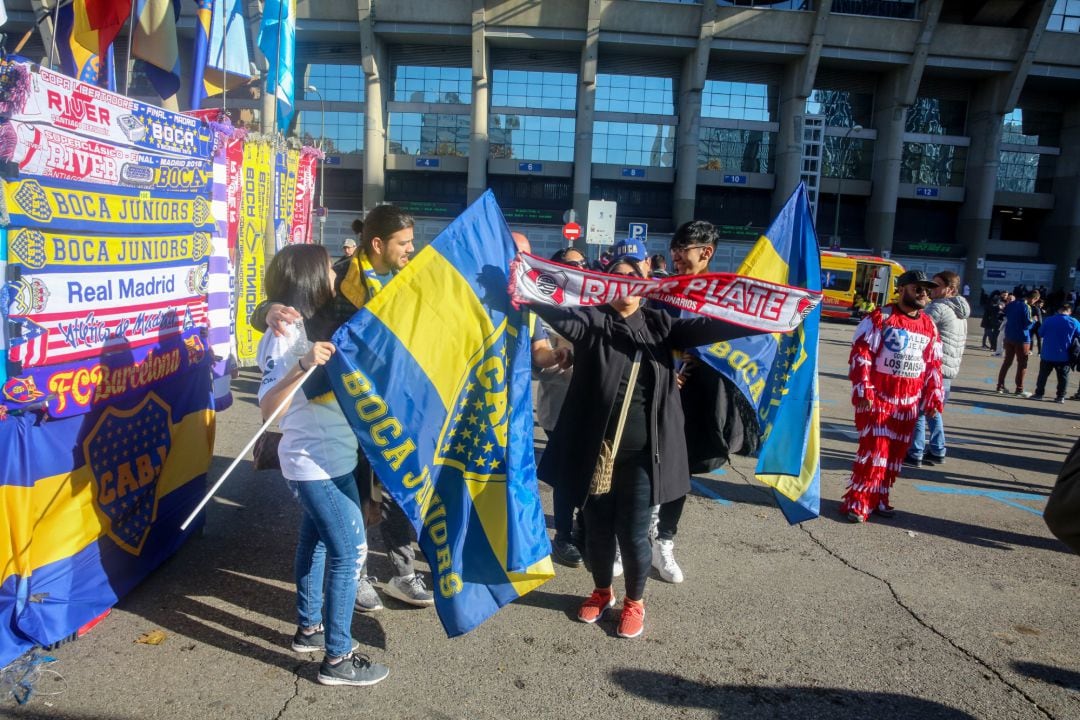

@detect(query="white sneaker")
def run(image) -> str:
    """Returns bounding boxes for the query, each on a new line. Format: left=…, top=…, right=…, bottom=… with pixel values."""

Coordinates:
left=652, top=539, right=684, bottom=584
left=612, top=543, right=624, bottom=578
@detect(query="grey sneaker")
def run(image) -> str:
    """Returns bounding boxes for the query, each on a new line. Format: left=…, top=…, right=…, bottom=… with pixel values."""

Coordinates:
left=355, top=576, right=383, bottom=613
left=317, top=653, right=390, bottom=687
left=290, top=625, right=359, bottom=654
left=384, top=574, right=435, bottom=607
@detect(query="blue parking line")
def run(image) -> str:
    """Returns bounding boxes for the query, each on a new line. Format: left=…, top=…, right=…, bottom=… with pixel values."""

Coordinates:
left=691, top=479, right=733, bottom=506
left=914, top=484, right=1045, bottom=516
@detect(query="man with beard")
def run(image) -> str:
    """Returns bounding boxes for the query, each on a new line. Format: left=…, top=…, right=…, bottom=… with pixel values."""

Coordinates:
left=841, top=270, right=944, bottom=523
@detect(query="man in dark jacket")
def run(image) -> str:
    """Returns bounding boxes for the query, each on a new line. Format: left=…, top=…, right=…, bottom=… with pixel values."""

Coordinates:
left=653, top=220, right=760, bottom=584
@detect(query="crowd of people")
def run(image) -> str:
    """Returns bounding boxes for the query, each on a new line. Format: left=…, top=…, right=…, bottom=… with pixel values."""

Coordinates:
left=250, top=208, right=1079, bottom=687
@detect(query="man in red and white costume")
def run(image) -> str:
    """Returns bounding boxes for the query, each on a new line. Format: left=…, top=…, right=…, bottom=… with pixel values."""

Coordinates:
left=841, top=270, right=944, bottom=523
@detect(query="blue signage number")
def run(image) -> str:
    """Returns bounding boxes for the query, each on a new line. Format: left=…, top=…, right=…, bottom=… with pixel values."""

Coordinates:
left=518, top=162, right=543, bottom=172
left=915, top=186, right=939, bottom=197
left=723, top=174, right=747, bottom=184
left=986, top=270, right=1007, bottom=279
left=622, top=168, right=646, bottom=178
left=416, top=157, right=440, bottom=168
left=628, top=222, right=648, bottom=241
left=324, top=156, right=342, bottom=166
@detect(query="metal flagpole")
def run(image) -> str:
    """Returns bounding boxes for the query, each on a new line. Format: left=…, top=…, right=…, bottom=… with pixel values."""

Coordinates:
left=180, top=364, right=317, bottom=530
left=46, top=0, right=64, bottom=72
left=124, top=0, right=137, bottom=94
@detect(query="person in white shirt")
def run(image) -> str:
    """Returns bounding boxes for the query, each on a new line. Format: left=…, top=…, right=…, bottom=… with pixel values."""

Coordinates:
left=257, top=244, right=389, bottom=687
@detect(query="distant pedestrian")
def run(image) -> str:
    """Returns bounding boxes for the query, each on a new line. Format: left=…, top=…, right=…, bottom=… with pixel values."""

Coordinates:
left=908, top=271, right=968, bottom=467
left=842, top=270, right=943, bottom=523
left=1032, top=304, right=1080, bottom=403
left=649, top=254, right=671, bottom=278
left=996, top=290, right=1040, bottom=396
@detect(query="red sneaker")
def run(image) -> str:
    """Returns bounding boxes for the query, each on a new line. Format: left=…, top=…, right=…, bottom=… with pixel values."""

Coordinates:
left=617, top=598, right=645, bottom=639
left=577, top=588, right=615, bottom=624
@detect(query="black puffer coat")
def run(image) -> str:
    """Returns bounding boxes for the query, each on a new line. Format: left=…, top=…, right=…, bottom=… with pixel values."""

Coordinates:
left=532, top=303, right=764, bottom=508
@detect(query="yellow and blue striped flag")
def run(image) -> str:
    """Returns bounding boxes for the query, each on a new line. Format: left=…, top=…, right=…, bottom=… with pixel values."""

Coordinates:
left=696, top=184, right=822, bottom=523
left=328, top=191, right=554, bottom=636
left=191, top=0, right=252, bottom=110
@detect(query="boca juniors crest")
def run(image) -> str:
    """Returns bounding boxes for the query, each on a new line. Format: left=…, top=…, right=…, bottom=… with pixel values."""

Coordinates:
left=433, top=327, right=511, bottom=482
left=84, top=392, right=174, bottom=555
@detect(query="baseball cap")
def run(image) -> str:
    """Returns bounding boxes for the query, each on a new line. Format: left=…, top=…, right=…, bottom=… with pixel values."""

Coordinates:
left=342, top=237, right=357, bottom=249
left=895, top=269, right=937, bottom=289
left=609, top=238, right=646, bottom=265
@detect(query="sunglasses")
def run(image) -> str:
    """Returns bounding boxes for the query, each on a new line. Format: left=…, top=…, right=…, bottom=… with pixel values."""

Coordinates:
left=670, top=245, right=710, bottom=256
left=564, top=259, right=587, bottom=268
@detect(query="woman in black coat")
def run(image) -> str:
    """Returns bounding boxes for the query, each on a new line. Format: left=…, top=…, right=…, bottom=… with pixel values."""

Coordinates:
left=528, top=257, right=767, bottom=639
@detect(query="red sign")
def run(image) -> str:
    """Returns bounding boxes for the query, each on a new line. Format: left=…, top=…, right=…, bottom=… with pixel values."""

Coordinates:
left=562, top=222, right=582, bottom=241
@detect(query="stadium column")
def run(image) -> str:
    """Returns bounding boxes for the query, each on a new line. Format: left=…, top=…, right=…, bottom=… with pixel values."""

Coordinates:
left=771, top=0, right=830, bottom=217
left=673, top=1, right=715, bottom=227
left=866, top=0, right=941, bottom=257
left=1044, top=101, right=1080, bottom=292
left=467, top=1, right=489, bottom=205
left=572, top=0, right=602, bottom=224
left=359, top=0, right=386, bottom=210
left=958, top=79, right=1006, bottom=303
left=865, top=71, right=907, bottom=257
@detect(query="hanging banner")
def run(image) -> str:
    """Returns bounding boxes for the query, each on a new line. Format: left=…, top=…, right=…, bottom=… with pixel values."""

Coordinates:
left=3, top=177, right=214, bottom=235
left=290, top=149, right=318, bottom=245
left=235, top=142, right=273, bottom=366
left=225, top=136, right=244, bottom=258
left=207, top=132, right=235, bottom=411
left=511, top=253, right=822, bottom=333
left=272, top=148, right=299, bottom=250
left=4, top=121, right=212, bottom=195
left=6, top=227, right=211, bottom=271
left=3, top=328, right=209, bottom=418
left=12, top=67, right=214, bottom=159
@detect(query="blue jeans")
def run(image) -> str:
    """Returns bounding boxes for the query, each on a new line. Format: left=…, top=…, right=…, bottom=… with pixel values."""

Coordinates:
left=910, top=379, right=952, bottom=460
left=289, top=473, right=366, bottom=657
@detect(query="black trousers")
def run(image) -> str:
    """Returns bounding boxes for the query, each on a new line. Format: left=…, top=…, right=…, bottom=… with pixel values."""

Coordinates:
left=656, top=495, right=685, bottom=541
left=583, top=454, right=653, bottom=600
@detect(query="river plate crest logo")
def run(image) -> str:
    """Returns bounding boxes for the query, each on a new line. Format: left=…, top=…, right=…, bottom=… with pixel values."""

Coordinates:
left=84, top=393, right=173, bottom=555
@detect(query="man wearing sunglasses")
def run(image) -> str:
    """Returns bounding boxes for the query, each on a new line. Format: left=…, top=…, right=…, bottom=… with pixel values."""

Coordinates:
left=841, top=269, right=944, bottom=523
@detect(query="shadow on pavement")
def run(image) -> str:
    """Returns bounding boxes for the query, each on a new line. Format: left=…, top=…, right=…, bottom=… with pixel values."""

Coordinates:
left=817, top=498, right=1069, bottom=554
left=1011, top=660, right=1080, bottom=692
left=610, top=669, right=978, bottom=719
left=113, top=453, right=389, bottom=675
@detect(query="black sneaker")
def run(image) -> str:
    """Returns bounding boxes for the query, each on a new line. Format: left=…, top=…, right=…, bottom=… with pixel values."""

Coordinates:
left=1030, top=394, right=1044, bottom=401
left=317, top=653, right=390, bottom=687
left=291, top=625, right=359, bottom=655
left=924, top=454, right=945, bottom=465
left=903, top=455, right=922, bottom=468
left=552, top=537, right=584, bottom=567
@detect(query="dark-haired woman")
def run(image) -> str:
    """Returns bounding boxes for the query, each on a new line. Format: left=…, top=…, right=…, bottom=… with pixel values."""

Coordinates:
left=526, top=254, right=768, bottom=639
left=256, top=243, right=389, bottom=687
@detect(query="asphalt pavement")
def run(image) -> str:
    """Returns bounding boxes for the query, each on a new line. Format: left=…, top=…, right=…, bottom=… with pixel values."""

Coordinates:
left=4, top=318, right=1078, bottom=720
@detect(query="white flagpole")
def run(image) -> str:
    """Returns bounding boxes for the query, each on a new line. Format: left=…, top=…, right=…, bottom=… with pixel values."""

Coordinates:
left=180, top=363, right=317, bottom=530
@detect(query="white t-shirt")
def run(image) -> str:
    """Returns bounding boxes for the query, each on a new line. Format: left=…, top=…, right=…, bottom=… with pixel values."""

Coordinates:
left=256, top=321, right=358, bottom=481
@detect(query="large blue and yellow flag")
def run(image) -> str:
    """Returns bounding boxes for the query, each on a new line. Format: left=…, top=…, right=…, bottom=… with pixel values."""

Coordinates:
left=696, top=184, right=822, bottom=524
left=0, top=359, right=214, bottom=666
left=257, top=0, right=296, bottom=130
left=191, top=0, right=252, bottom=109
left=328, top=191, right=554, bottom=637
